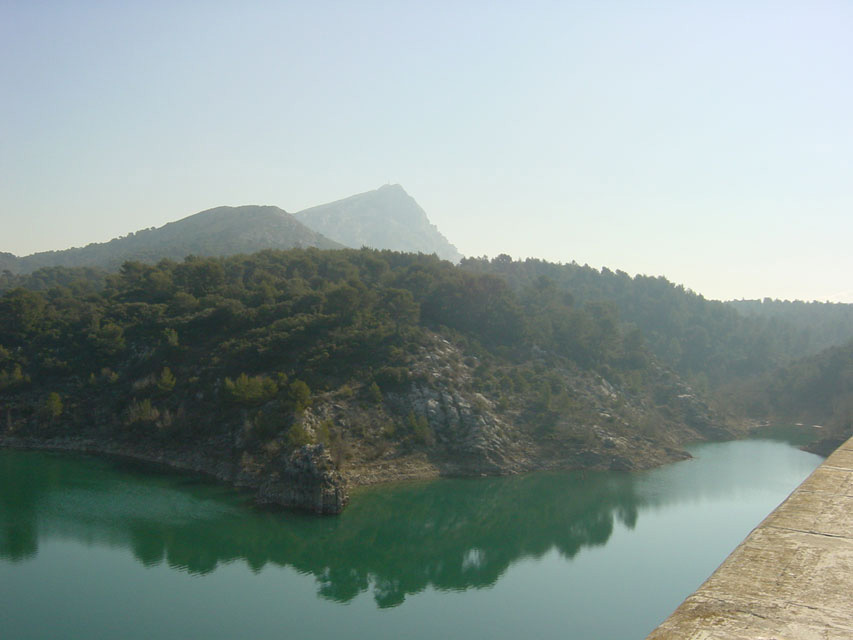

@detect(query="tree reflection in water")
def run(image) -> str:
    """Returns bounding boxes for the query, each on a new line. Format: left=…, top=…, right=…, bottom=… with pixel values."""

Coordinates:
left=0, top=450, right=643, bottom=607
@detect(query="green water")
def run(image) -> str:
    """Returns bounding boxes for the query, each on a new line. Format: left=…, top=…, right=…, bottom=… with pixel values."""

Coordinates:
left=0, top=436, right=822, bottom=639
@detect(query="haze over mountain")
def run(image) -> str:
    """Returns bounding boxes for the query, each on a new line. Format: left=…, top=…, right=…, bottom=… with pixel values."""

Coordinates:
left=1, top=206, right=343, bottom=274
left=4, top=4, right=852, bottom=303
left=1, top=186, right=461, bottom=274
left=295, top=184, right=462, bottom=262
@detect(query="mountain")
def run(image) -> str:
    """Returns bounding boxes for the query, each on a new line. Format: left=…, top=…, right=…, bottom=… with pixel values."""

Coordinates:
left=295, top=184, right=462, bottom=262
left=4, top=206, right=343, bottom=274
left=3, top=186, right=461, bottom=273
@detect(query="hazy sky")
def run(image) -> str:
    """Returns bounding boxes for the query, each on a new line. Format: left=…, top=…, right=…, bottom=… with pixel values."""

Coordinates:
left=2, top=1, right=851, bottom=302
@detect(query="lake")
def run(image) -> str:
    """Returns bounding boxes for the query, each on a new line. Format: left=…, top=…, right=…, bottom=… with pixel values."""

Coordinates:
left=0, top=433, right=822, bottom=639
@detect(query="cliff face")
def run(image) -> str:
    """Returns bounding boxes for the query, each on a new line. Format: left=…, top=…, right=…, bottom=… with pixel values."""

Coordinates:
left=245, top=444, right=348, bottom=514
left=295, top=185, right=462, bottom=262
left=248, top=333, right=727, bottom=495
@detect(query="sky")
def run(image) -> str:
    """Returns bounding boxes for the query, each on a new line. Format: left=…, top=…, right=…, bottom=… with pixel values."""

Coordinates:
left=1, top=1, right=851, bottom=302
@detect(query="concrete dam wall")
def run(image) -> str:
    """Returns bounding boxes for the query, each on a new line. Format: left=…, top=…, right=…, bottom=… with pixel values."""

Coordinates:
left=648, top=435, right=853, bottom=639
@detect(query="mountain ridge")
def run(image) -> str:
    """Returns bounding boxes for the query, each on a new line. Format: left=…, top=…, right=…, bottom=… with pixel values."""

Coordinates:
left=1, top=186, right=462, bottom=274
left=295, top=184, right=462, bottom=262
left=3, top=205, right=342, bottom=274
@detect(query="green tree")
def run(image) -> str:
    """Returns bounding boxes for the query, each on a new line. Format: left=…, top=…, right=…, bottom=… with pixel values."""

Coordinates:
left=406, top=411, right=434, bottom=445
left=382, top=288, right=419, bottom=333
left=175, top=258, right=226, bottom=297
left=45, top=392, right=63, bottom=421
left=0, top=288, right=46, bottom=343
left=288, top=380, right=312, bottom=414
left=157, top=367, right=176, bottom=392
left=127, top=398, right=159, bottom=424
left=90, top=322, right=126, bottom=357
left=324, top=283, right=362, bottom=320
left=368, top=381, right=383, bottom=404
left=0, top=364, right=28, bottom=389
left=287, top=422, right=313, bottom=448
left=162, top=328, right=179, bottom=347
left=224, top=373, right=278, bottom=406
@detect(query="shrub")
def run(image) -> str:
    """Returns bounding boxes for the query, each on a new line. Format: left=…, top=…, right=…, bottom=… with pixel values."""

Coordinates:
left=44, top=392, right=63, bottom=420
left=157, top=367, right=176, bottom=392
left=406, top=411, right=434, bottom=445
left=287, top=379, right=312, bottom=414
left=224, top=373, right=278, bottom=406
left=374, top=366, right=409, bottom=388
left=315, top=419, right=333, bottom=446
left=127, top=398, right=160, bottom=424
left=162, top=328, right=179, bottom=347
left=367, top=381, right=383, bottom=404
left=287, top=423, right=313, bottom=448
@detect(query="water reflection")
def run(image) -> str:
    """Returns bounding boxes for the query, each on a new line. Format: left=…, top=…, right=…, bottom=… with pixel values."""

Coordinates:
left=0, top=450, right=643, bottom=606
left=0, top=436, right=821, bottom=608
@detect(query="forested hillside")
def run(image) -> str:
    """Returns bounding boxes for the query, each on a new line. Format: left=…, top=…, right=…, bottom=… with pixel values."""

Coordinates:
left=0, top=249, right=726, bottom=511
left=459, top=256, right=853, bottom=391
left=0, top=266, right=108, bottom=294
left=728, top=299, right=853, bottom=355
left=3, top=248, right=850, bottom=512
left=725, top=340, right=853, bottom=452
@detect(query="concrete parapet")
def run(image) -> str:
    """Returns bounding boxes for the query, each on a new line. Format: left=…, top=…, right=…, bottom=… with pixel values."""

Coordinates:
left=647, top=436, right=853, bottom=640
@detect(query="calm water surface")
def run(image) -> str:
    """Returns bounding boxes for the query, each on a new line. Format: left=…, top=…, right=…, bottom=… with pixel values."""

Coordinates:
left=0, top=433, right=822, bottom=640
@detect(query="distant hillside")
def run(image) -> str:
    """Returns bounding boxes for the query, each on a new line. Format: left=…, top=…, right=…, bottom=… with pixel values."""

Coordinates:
left=295, top=185, right=462, bottom=262
left=459, top=256, right=853, bottom=390
left=727, top=299, right=853, bottom=355
left=725, top=339, right=853, bottom=453
left=4, top=206, right=342, bottom=274
left=0, top=253, right=16, bottom=274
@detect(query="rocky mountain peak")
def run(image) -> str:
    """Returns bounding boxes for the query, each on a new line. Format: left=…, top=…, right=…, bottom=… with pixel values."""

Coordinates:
left=295, top=185, right=462, bottom=262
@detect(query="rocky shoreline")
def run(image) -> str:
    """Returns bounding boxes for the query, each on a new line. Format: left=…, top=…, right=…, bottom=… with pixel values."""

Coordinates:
left=0, top=335, right=732, bottom=514
left=0, top=435, right=348, bottom=514
left=1, top=426, right=697, bottom=515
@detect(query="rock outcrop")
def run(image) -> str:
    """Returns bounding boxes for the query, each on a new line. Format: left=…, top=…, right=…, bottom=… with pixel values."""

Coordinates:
left=252, top=444, right=348, bottom=514
left=0, top=435, right=348, bottom=514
